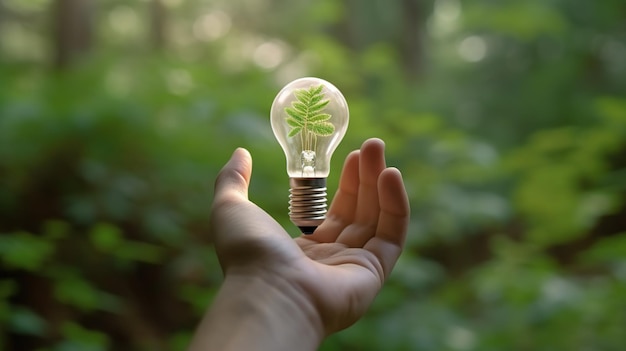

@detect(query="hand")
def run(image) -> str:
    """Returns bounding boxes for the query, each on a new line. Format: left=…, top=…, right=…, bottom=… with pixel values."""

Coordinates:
left=189, top=138, right=410, bottom=351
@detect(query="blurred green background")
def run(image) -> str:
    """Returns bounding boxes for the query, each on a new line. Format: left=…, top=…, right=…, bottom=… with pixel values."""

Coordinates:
left=1, top=0, right=625, bottom=350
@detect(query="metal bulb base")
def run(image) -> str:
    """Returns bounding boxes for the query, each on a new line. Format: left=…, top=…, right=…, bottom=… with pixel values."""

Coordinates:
left=289, top=178, right=327, bottom=234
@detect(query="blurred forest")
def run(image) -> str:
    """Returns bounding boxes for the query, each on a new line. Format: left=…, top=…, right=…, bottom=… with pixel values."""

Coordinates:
left=1, top=0, right=626, bottom=350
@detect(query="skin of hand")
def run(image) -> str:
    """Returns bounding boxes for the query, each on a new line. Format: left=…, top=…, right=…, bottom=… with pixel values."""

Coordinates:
left=188, top=138, right=410, bottom=351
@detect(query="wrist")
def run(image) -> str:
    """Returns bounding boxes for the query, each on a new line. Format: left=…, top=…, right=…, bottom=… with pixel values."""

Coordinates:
left=189, top=270, right=325, bottom=351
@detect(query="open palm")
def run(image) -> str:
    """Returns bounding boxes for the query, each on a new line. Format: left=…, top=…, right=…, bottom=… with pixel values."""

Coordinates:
left=209, top=138, right=410, bottom=335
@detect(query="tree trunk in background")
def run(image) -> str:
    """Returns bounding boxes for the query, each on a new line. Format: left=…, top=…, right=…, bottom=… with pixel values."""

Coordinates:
left=335, top=0, right=425, bottom=82
left=335, top=0, right=361, bottom=51
left=0, top=0, right=5, bottom=51
left=53, top=0, right=93, bottom=69
left=150, top=0, right=167, bottom=51
left=400, top=0, right=423, bottom=80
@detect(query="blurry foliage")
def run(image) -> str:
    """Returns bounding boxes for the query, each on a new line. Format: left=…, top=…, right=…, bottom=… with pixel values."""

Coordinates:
left=1, top=0, right=626, bottom=350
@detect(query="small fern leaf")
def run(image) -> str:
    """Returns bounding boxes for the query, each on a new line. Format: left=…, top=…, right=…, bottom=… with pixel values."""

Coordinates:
left=284, top=84, right=334, bottom=141
left=286, top=117, right=302, bottom=128
left=294, top=89, right=309, bottom=103
left=288, top=126, right=302, bottom=137
left=310, top=122, right=334, bottom=136
left=285, top=107, right=304, bottom=122
left=309, top=93, right=324, bottom=105
left=309, top=113, right=331, bottom=123
left=292, top=101, right=308, bottom=114
left=312, top=85, right=324, bottom=96
left=308, top=99, right=330, bottom=114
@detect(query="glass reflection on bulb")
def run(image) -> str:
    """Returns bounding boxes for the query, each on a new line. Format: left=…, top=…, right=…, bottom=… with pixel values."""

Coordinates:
left=270, top=77, right=349, bottom=234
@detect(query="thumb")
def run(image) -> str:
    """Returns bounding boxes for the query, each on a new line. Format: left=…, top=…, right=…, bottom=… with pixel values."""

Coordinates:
left=213, top=148, right=252, bottom=203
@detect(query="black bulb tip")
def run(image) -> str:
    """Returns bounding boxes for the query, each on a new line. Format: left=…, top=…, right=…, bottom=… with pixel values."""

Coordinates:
left=299, top=226, right=317, bottom=235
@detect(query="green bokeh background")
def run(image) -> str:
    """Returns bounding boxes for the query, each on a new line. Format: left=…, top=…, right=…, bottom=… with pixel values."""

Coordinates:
left=1, top=0, right=625, bottom=350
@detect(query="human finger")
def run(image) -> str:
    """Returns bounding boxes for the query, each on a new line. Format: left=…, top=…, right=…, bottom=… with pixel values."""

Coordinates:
left=336, top=138, right=386, bottom=246
left=364, top=167, right=410, bottom=279
left=213, top=148, right=252, bottom=204
left=308, top=149, right=360, bottom=243
left=210, top=149, right=304, bottom=265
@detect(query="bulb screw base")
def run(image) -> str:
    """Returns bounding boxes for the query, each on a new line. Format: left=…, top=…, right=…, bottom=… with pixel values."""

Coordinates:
left=289, top=178, right=327, bottom=234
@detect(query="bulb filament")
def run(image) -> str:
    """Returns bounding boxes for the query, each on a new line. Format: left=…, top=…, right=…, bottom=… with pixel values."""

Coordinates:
left=301, top=150, right=316, bottom=177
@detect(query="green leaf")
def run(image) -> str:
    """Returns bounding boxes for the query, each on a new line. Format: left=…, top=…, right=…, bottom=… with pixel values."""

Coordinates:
left=294, top=89, right=309, bottom=103
left=310, top=122, right=334, bottom=136
left=309, top=113, right=332, bottom=123
left=90, top=223, right=122, bottom=252
left=8, top=306, right=47, bottom=336
left=288, top=127, right=301, bottom=137
left=284, top=84, right=334, bottom=143
left=54, top=276, right=102, bottom=311
left=59, top=322, right=110, bottom=351
left=285, top=107, right=304, bottom=122
left=579, top=232, right=626, bottom=264
left=286, top=118, right=302, bottom=128
left=292, top=101, right=308, bottom=114
left=0, top=232, right=54, bottom=271
left=116, top=242, right=164, bottom=263
left=308, top=99, right=330, bottom=114
left=309, top=93, right=324, bottom=105
left=312, top=84, right=323, bottom=96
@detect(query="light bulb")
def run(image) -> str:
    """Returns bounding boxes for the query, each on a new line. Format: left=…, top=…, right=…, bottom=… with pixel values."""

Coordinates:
left=270, top=77, right=349, bottom=234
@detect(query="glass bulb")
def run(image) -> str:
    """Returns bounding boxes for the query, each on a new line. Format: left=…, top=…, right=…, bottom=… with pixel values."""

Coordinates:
left=270, top=77, right=349, bottom=234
